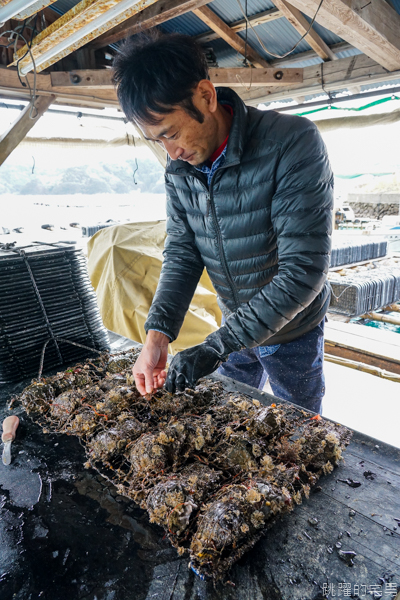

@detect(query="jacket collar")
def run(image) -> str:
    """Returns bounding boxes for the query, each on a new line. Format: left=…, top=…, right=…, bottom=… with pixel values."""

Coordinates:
left=165, top=87, right=248, bottom=176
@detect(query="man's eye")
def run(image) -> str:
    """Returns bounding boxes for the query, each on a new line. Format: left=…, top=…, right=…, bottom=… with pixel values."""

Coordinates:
left=166, top=133, right=178, bottom=140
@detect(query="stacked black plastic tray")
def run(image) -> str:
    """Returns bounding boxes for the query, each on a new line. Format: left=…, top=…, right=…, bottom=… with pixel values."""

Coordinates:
left=330, top=241, right=387, bottom=268
left=0, top=243, right=110, bottom=383
left=329, top=264, right=400, bottom=316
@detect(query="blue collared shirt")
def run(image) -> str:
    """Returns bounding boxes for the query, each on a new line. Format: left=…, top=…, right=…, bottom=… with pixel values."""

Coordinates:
left=194, top=144, right=228, bottom=187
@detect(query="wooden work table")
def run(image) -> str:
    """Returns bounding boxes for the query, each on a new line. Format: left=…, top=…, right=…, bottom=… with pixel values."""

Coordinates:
left=0, top=333, right=399, bottom=600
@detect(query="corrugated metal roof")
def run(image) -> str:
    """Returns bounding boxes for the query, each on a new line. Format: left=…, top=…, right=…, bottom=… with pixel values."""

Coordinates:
left=360, top=78, right=400, bottom=92
left=48, top=0, right=351, bottom=73
left=207, top=0, right=276, bottom=23
left=335, top=47, right=363, bottom=60
left=303, top=16, right=342, bottom=46
left=50, top=0, right=76, bottom=15
left=209, top=0, right=342, bottom=59
left=160, top=12, right=209, bottom=36
left=207, top=38, right=246, bottom=68
left=160, top=0, right=344, bottom=66
left=235, top=17, right=314, bottom=60
left=50, top=0, right=400, bottom=20
left=46, top=0, right=400, bottom=99
left=389, top=0, right=400, bottom=14
left=281, top=46, right=362, bottom=69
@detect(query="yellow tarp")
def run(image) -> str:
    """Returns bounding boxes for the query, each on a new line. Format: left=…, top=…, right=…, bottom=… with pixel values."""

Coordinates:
left=87, top=221, right=222, bottom=354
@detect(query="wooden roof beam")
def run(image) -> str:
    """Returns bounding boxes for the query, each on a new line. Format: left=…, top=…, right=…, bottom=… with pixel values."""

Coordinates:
left=192, top=5, right=270, bottom=68
left=90, top=0, right=210, bottom=50
left=287, top=0, right=400, bottom=71
left=195, top=7, right=282, bottom=45
left=50, top=66, right=303, bottom=88
left=0, top=94, right=55, bottom=166
left=272, top=0, right=337, bottom=61
left=238, top=54, right=400, bottom=105
left=0, top=66, right=119, bottom=108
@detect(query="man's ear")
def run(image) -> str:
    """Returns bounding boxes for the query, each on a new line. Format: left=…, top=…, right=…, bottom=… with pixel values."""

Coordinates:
left=196, top=79, right=218, bottom=114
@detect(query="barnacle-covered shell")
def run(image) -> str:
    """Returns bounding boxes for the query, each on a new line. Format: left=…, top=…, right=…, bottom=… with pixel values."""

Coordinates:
left=249, top=406, right=285, bottom=437
left=128, top=433, right=168, bottom=473
left=88, top=429, right=126, bottom=460
left=145, top=464, right=222, bottom=535
left=190, top=480, right=290, bottom=576
left=19, top=382, right=55, bottom=414
left=50, top=391, right=80, bottom=421
left=87, top=417, right=144, bottom=461
left=67, top=410, right=99, bottom=436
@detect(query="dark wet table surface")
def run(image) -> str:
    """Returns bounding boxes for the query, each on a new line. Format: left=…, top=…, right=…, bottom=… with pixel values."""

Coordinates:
left=1, top=333, right=399, bottom=600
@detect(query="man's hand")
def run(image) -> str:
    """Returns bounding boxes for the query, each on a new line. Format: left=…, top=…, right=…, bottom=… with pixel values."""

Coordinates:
left=165, top=326, right=243, bottom=393
left=133, top=330, right=169, bottom=395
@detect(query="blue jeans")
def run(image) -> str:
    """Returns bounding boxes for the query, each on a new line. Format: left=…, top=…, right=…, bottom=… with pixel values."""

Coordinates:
left=217, top=320, right=326, bottom=414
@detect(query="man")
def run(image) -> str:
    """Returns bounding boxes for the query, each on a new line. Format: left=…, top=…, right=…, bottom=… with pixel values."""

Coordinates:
left=113, top=33, right=333, bottom=414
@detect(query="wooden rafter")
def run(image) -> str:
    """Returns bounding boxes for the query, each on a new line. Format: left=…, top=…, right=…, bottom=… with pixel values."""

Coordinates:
left=0, top=66, right=118, bottom=108
left=272, top=0, right=336, bottom=61
left=2, top=54, right=399, bottom=110
left=90, top=0, right=210, bottom=50
left=236, top=54, right=400, bottom=105
left=211, top=67, right=302, bottom=86
left=0, top=95, right=55, bottom=166
left=50, top=67, right=303, bottom=88
left=195, top=7, right=282, bottom=45
left=287, top=0, right=400, bottom=71
left=192, top=5, right=270, bottom=68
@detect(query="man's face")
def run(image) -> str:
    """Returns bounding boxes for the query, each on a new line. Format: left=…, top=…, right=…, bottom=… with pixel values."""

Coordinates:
left=138, top=80, right=221, bottom=166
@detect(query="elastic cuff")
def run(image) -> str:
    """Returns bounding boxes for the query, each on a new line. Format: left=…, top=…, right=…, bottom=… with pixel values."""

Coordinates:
left=147, top=329, right=173, bottom=343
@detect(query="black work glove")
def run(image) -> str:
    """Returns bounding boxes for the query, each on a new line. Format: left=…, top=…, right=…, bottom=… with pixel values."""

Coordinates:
left=164, top=326, right=244, bottom=393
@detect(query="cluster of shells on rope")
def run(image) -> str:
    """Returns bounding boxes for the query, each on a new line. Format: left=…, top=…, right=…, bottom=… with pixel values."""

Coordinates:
left=16, top=350, right=352, bottom=581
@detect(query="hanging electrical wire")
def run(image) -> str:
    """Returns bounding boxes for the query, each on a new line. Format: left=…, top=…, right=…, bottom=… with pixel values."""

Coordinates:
left=320, top=61, right=334, bottom=105
left=0, top=22, right=38, bottom=119
left=235, top=0, right=325, bottom=60
left=235, top=0, right=254, bottom=91
left=243, top=0, right=248, bottom=67
left=132, top=158, right=139, bottom=184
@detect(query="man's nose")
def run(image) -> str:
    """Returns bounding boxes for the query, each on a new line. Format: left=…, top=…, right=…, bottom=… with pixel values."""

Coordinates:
left=163, top=140, right=184, bottom=161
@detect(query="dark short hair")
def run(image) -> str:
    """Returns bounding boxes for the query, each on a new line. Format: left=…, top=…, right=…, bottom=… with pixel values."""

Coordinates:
left=113, top=32, right=209, bottom=125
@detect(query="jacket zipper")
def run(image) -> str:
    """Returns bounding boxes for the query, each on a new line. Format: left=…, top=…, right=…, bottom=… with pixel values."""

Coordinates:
left=166, top=166, right=241, bottom=311
left=208, top=171, right=241, bottom=310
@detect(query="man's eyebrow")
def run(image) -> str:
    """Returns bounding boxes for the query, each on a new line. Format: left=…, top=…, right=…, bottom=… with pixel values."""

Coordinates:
left=144, top=126, right=172, bottom=142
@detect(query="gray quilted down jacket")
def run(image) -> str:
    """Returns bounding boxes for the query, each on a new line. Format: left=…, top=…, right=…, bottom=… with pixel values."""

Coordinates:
left=144, top=87, right=333, bottom=348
